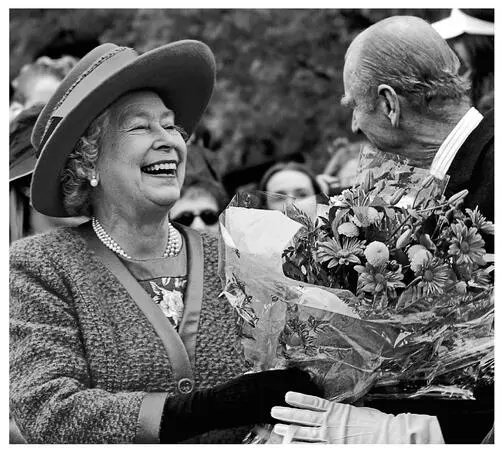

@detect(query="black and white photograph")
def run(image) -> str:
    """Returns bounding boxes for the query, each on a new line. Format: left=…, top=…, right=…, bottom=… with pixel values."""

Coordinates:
left=8, top=6, right=495, bottom=445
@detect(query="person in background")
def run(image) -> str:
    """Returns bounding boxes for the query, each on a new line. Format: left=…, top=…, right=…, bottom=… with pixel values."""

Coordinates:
left=170, top=177, right=227, bottom=234
left=10, top=55, right=77, bottom=122
left=320, top=137, right=365, bottom=193
left=9, top=103, right=87, bottom=244
left=258, top=162, right=324, bottom=221
left=433, top=9, right=494, bottom=114
left=10, top=40, right=319, bottom=444
left=170, top=141, right=228, bottom=234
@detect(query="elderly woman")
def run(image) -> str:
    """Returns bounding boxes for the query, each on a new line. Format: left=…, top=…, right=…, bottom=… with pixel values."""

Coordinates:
left=9, top=41, right=319, bottom=444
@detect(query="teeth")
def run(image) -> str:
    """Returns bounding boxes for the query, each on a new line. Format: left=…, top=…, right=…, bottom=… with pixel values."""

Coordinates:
left=143, top=162, right=177, bottom=173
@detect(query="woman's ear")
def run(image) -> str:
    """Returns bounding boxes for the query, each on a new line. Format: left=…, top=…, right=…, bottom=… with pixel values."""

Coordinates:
left=377, top=84, right=400, bottom=128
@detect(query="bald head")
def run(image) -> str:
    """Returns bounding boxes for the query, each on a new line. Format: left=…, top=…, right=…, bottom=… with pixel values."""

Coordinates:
left=344, top=16, right=469, bottom=112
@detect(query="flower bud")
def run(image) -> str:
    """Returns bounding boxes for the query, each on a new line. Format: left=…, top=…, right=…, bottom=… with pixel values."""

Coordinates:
left=455, top=281, right=467, bottom=294
left=447, top=189, right=469, bottom=206
left=419, top=233, right=436, bottom=251
left=420, top=174, right=435, bottom=189
left=407, top=244, right=427, bottom=261
left=410, top=249, right=432, bottom=273
left=389, top=188, right=406, bottom=206
left=366, top=207, right=380, bottom=224
left=362, top=170, right=374, bottom=192
left=396, top=229, right=413, bottom=249
left=338, top=222, right=359, bottom=237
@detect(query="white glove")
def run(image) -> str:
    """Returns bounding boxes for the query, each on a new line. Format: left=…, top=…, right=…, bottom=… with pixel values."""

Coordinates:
left=271, top=392, right=445, bottom=444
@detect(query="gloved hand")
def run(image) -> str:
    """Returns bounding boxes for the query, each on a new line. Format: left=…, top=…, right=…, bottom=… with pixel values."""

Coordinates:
left=159, top=369, right=321, bottom=443
left=271, top=392, right=445, bottom=444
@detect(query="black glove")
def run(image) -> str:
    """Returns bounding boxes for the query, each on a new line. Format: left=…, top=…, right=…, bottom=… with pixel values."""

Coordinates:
left=159, top=368, right=321, bottom=443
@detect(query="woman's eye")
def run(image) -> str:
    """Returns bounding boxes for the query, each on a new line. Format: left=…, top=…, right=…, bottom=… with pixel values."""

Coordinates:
left=131, top=124, right=148, bottom=131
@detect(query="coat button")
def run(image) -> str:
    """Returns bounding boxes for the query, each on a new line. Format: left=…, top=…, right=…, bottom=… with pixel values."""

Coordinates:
left=178, top=378, right=194, bottom=394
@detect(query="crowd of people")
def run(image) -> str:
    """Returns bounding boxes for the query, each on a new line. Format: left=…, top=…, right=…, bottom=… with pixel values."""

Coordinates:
left=9, top=9, right=494, bottom=444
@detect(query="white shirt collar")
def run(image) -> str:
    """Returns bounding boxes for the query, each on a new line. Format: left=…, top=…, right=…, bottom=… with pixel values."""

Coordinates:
left=429, top=107, right=483, bottom=180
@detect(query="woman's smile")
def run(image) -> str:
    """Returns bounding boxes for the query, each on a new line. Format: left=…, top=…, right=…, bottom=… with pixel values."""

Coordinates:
left=141, top=160, right=178, bottom=178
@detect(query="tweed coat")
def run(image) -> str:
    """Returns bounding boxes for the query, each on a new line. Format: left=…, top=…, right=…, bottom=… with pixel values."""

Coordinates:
left=10, top=226, right=248, bottom=444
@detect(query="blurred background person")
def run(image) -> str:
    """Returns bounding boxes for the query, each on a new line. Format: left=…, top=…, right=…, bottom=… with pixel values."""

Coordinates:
left=258, top=162, right=324, bottom=220
left=433, top=9, right=494, bottom=114
left=320, top=137, right=366, bottom=193
left=170, top=142, right=229, bottom=234
left=170, top=178, right=227, bottom=234
left=10, top=55, right=77, bottom=122
left=10, top=103, right=87, bottom=244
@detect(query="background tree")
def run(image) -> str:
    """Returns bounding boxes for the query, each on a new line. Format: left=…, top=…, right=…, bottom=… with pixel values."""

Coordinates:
left=10, top=9, right=448, bottom=189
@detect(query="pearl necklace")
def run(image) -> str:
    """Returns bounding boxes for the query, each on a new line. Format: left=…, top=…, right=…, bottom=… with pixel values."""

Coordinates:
left=91, top=217, right=181, bottom=260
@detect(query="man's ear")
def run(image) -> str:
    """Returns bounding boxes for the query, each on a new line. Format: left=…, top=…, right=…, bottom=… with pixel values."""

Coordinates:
left=377, top=84, right=400, bottom=128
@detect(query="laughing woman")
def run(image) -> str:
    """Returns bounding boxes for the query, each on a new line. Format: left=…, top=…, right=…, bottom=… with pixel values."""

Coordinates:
left=9, top=41, right=319, bottom=444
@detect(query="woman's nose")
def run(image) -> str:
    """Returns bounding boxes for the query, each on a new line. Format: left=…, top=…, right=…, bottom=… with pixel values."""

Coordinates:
left=152, top=126, right=176, bottom=150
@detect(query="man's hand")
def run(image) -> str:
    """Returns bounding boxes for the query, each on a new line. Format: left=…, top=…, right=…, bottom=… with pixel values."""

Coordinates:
left=271, top=392, right=445, bottom=444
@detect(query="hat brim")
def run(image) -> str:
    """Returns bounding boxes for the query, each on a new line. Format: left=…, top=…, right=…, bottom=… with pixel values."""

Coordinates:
left=31, top=40, right=215, bottom=217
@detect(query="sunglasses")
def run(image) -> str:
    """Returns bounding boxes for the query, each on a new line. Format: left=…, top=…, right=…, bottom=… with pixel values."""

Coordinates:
left=173, top=209, right=219, bottom=226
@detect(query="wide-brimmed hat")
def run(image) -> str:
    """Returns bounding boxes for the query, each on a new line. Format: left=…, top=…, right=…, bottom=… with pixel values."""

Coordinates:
left=433, top=9, right=494, bottom=40
left=30, top=40, right=216, bottom=217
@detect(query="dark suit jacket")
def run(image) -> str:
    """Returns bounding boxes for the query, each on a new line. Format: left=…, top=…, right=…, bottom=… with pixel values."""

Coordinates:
left=364, top=111, right=495, bottom=443
left=445, top=109, right=494, bottom=222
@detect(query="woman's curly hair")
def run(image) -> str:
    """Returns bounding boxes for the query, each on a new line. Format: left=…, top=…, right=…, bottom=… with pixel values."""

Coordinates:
left=61, top=108, right=110, bottom=217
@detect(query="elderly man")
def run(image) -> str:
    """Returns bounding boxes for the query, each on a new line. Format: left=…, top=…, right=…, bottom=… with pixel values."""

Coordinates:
left=342, top=15, right=494, bottom=223
left=340, top=15, right=494, bottom=443
left=270, top=16, right=494, bottom=445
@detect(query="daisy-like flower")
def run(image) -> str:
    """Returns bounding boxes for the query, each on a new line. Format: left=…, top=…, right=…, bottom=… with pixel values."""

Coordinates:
left=448, top=222, right=486, bottom=266
left=466, top=207, right=494, bottom=235
left=415, top=256, right=451, bottom=295
left=364, top=241, right=389, bottom=267
left=355, top=263, right=405, bottom=298
left=337, top=221, right=359, bottom=237
left=317, top=237, right=365, bottom=268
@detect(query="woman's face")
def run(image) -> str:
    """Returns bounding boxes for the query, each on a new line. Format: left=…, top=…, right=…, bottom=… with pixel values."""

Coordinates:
left=95, top=91, right=187, bottom=215
left=265, top=169, right=317, bottom=219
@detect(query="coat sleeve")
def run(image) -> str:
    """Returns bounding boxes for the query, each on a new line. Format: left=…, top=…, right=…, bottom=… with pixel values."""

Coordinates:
left=9, top=243, right=166, bottom=444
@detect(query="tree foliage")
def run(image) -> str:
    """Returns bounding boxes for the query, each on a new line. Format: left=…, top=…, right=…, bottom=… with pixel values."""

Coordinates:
left=10, top=9, right=448, bottom=181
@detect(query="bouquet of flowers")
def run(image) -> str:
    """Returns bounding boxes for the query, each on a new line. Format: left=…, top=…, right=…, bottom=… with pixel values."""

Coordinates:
left=218, top=164, right=494, bottom=443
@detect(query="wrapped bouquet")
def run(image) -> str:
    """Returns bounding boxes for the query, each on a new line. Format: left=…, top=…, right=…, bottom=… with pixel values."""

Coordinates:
left=218, top=163, right=494, bottom=443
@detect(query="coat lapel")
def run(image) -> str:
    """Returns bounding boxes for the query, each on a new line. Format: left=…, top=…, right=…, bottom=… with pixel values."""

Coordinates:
left=446, top=110, right=494, bottom=196
left=176, top=225, right=204, bottom=366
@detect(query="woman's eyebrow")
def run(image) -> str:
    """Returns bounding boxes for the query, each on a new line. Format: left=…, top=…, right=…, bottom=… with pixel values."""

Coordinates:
left=118, top=108, right=174, bottom=126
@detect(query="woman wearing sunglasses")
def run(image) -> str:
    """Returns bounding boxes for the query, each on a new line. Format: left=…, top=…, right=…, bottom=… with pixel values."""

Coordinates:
left=170, top=177, right=226, bottom=234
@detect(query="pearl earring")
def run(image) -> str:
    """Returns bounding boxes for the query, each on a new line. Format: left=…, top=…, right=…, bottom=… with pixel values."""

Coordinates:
left=90, top=173, right=99, bottom=187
